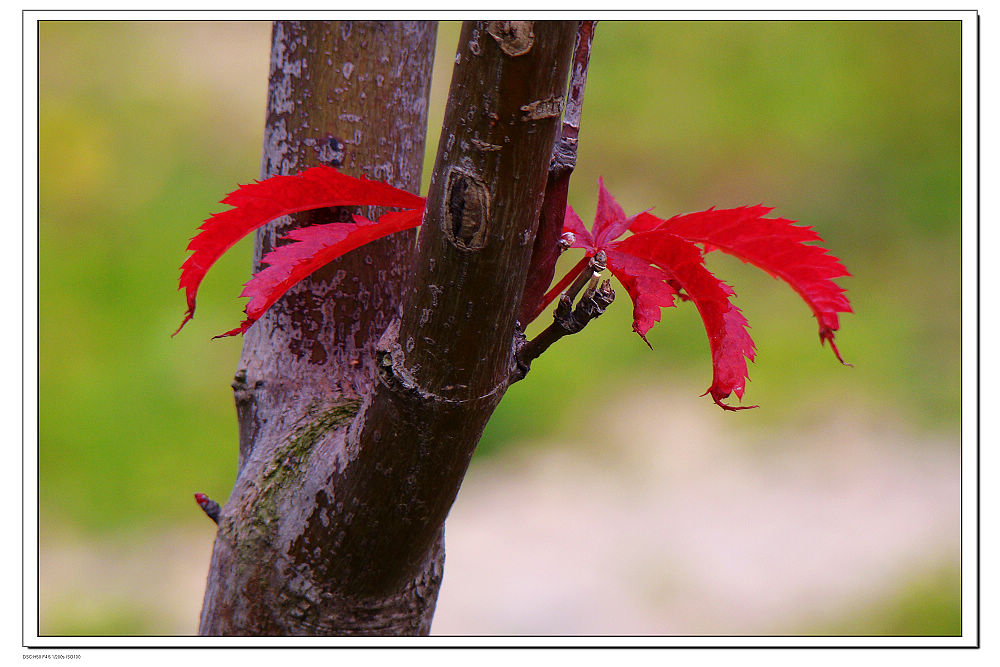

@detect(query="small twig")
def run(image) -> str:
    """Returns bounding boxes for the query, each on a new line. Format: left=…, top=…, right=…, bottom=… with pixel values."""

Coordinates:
left=564, top=250, right=606, bottom=303
left=530, top=255, right=589, bottom=324
left=528, top=246, right=605, bottom=323
left=195, top=492, right=221, bottom=524
left=513, top=279, right=615, bottom=382
left=513, top=251, right=614, bottom=382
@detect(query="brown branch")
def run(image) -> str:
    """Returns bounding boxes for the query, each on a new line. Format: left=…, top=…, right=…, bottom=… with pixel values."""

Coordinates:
left=516, top=20, right=597, bottom=326
left=515, top=280, right=615, bottom=378
left=560, top=19, right=597, bottom=145
left=327, top=21, right=579, bottom=599
left=513, top=251, right=614, bottom=382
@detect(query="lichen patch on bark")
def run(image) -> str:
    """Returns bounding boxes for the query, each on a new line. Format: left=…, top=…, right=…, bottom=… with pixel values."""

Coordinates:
left=261, top=400, right=362, bottom=491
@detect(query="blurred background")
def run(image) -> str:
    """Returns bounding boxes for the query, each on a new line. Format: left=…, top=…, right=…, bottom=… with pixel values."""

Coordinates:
left=37, top=20, right=962, bottom=636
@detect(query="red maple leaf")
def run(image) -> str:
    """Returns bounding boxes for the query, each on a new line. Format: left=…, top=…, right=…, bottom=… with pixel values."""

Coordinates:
left=216, top=209, right=423, bottom=338
left=178, top=169, right=849, bottom=411
left=629, top=206, right=853, bottom=364
left=175, top=166, right=425, bottom=335
left=530, top=179, right=850, bottom=410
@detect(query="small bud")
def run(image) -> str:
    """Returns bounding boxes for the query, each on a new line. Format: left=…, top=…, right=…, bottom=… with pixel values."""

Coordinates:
left=194, top=492, right=221, bottom=524
left=590, top=249, right=607, bottom=274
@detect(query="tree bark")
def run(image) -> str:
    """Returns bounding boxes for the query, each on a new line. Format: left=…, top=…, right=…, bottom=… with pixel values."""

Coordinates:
left=199, top=19, right=576, bottom=636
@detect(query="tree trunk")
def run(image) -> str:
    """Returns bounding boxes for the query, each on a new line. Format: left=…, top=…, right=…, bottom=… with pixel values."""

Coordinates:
left=199, top=19, right=577, bottom=636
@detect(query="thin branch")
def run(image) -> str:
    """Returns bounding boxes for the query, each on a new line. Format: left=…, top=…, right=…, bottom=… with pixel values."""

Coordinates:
left=516, top=20, right=597, bottom=326
left=534, top=255, right=588, bottom=318
left=513, top=279, right=615, bottom=382
left=559, top=20, right=597, bottom=149
left=564, top=249, right=607, bottom=303
left=513, top=250, right=614, bottom=382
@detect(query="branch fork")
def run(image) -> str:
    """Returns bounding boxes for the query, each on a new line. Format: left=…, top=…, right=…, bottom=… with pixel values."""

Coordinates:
left=513, top=250, right=614, bottom=382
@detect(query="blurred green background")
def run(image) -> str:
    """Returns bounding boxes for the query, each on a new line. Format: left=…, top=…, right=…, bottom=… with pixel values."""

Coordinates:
left=37, top=20, right=963, bottom=636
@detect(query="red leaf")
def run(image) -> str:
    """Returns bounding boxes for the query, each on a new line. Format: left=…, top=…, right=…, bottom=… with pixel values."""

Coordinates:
left=616, top=231, right=757, bottom=408
left=525, top=201, right=663, bottom=324
left=592, top=178, right=632, bottom=247
left=631, top=206, right=852, bottom=363
left=215, top=209, right=423, bottom=338
left=563, top=205, right=595, bottom=250
left=562, top=187, right=685, bottom=348
left=591, top=178, right=648, bottom=249
left=543, top=180, right=848, bottom=409
left=176, top=166, right=425, bottom=334
left=603, top=249, right=679, bottom=346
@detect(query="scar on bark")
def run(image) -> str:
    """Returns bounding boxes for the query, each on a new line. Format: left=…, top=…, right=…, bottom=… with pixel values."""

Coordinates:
left=486, top=21, right=534, bottom=56
left=520, top=97, right=563, bottom=121
left=444, top=168, right=490, bottom=250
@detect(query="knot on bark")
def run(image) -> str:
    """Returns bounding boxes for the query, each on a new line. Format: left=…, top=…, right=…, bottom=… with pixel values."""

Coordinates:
left=486, top=21, right=535, bottom=56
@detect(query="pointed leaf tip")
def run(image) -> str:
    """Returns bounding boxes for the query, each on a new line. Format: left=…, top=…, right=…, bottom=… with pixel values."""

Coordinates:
left=633, top=205, right=851, bottom=355
left=593, top=178, right=631, bottom=247
left=709, top=391, right=759, bottom=411
left=171, top=311, right=193, bottom=338
left=821, top=328, right=853, bottom=367
left=636, top=328, right=654, bottom=349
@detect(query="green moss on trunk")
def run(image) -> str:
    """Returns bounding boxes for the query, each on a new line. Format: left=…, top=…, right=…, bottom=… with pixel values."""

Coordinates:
left=222, top=399, right=362, bottom=564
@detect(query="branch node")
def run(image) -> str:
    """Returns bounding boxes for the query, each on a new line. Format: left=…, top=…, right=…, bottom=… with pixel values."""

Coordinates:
left=549, top=136, right=578, bottom=174
left=232, top=368, right=261, bottom=406
left=512, top=276, right=616, bottom=383
left=558, top=232, right=575, bottom=252
left=590, top=249, right=607, bottom=274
